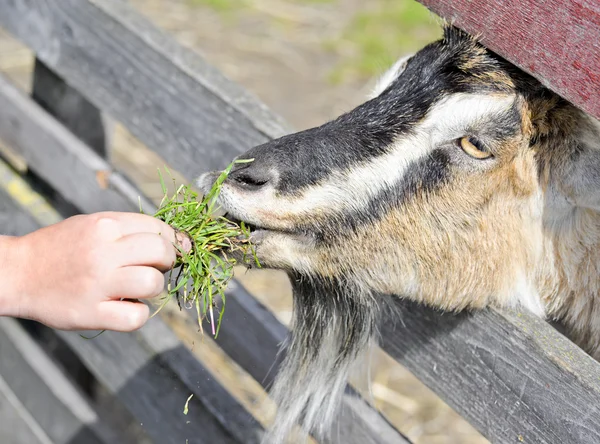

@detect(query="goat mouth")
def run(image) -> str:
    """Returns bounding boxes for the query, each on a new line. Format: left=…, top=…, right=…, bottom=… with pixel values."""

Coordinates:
left=223, top=213, right=297, bottom=239
left=223, top=213, right=267, bottom=237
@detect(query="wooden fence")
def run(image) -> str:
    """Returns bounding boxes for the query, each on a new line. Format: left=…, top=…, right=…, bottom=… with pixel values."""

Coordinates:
left=0, top=0, right=598, bottom=443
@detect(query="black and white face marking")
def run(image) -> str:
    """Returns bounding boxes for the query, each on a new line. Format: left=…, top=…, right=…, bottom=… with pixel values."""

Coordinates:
left=197, top=26, right=600, bottom=444
left=198, top=27, right=528, bottom=271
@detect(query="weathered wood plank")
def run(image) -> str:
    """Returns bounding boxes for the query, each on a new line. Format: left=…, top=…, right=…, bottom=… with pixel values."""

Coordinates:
left=0, top=171, right=45, bottom=235
left=5, top=4, right=597, bottom=443
left=0, top=154, right=62, bottom=228
left=56, top=320, right=261, bottom=444
left=214, top=280, right=287, bottom=389
left=0, top=73, right=413, bottom=443
left=0, top=71, right=154, bottom=214
left=381, top=299, right=600, bottom=444
left=0, top=374, right=49, bottom=444
left=32, top=59, right=111, bottom=160
left=210, top=280, right=413, bottom=444
left=418, top=0, right=600, bottom=120
left=26, top=58, right=113, bottom=215
left=0, top=173, right=260, bottom=444
left=0, top=0, right=290, bottom=180
left=0, top=318, right=121, bottom=444
left=136, top=318, right=264, bottom=443
left=17, top=319, right=152, bottom=444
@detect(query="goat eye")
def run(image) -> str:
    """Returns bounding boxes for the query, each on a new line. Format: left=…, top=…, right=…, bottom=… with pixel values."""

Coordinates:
left=458, top=136, right=492, bottom=159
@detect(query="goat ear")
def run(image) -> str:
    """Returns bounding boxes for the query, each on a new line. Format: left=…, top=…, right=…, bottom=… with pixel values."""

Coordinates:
left=548, top=113, right=600, bottom=211
left=369, top=53, right=414, bottom=99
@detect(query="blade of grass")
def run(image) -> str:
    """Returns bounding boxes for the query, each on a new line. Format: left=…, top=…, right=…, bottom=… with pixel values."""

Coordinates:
left=149, top=161, right=260, bottom=337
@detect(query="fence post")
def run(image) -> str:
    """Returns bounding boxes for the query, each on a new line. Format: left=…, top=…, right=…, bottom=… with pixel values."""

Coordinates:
left=31, top=59, right=111, bottom=159
left=22, top=58, right=114, bottom=396
left=26, top=58, right=112, bottom=216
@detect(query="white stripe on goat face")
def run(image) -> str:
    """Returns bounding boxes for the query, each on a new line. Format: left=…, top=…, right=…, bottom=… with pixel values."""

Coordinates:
left=209, top=93, right=515, bottom=231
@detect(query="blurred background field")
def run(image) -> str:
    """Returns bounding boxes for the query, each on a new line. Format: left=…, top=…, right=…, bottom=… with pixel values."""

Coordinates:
left=0, top=1, right=487, bottom=442
left=134, top=0, right=442, bottom=131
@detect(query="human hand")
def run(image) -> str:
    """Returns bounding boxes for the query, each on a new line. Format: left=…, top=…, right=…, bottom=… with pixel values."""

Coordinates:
left=1, top=212, right=186, bottom=331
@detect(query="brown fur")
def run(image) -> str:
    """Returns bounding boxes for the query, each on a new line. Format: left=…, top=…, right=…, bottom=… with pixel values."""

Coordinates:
left=313, top=135, right=542, bottom=311
left=308, top=98, right=600, bottom=359
left=232, top=96, right=600, bottom=359
left=199, top=29, right=600, bottom=441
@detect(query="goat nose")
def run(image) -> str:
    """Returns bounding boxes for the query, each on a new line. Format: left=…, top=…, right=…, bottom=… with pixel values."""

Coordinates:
left=228, top=164, right=271, bottom=190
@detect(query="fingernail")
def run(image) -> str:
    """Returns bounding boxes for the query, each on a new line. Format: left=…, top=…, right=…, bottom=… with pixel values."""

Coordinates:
left=174, top=229, right=193, bottom=254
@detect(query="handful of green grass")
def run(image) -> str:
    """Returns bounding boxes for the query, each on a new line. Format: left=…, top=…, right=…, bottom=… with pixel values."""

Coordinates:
left=148, top=160, right=258, bottom=337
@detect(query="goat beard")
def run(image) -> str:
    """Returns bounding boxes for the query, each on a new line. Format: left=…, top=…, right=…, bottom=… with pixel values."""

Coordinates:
left=263, top=272, right=383, bottom=444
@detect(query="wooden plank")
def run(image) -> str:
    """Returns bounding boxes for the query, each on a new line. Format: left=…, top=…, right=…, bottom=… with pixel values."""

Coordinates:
left=0, top=158, right=63, bottom=231
left=32, top=59, right=111, bottom=160
left=417, top=0, right=600, bottom=120
left=214, top=280, right=287, bottom=389
left=381, top=299, right=600, bottom=444
left=27, top=58, right=113, bottom=215
left=0, top=71, right=413, bottom=442
left=0, top=374, right=49, bottom=444
left=8, top=4, right=593, bottom=442
left=0, top=318, right=121, bottom=444
left=135, top=318, right=264, bottom=443
left=0, top=179, right=262, bottom=444
left=0, top=0, right=290, bottom=180
left=57, top=320, right=261, bottom=444
left=211, top=280, right=413, bottom=444
left=0, top=171, right=45, bottom=235
left=17, top=319, right=152, bottom=444
left=0, top=71, right=153, bottom=214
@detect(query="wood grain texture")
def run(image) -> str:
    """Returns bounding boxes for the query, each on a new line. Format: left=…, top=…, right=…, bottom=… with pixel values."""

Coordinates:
left=0, top=376, right=48, bottom=444
left=213, top=280, right=287, bottom=389
left=56, top=319, right=261, bottom=444
left=381, top=299, right=600, bottom=444
left=0, top=72, right=154, bottom=214
left=418, top=0, right=600, bottom=120
left=32, top=59, right=111, bottom=160
left=136, top=318, right=265, bottom=444
left=3, top=1, right=600, bottom=442
left=212, top=280, right=413, bottom=444
left=0, top=174, right=44, bottom=235
left=0, top=0, right=290, bottom=180
left=0, top=77, right=409, bottom=441
left=0, top=183, right=258, bottom=444
left=0, top=318, right=121, bottom=444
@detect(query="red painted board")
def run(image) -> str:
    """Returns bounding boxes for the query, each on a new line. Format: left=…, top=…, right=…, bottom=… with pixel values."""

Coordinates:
left=418, top=0, right=600, bottom=120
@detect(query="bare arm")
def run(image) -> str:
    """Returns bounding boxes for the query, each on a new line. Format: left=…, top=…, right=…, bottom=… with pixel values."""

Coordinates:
left=0, top=212, right=181, bottom=332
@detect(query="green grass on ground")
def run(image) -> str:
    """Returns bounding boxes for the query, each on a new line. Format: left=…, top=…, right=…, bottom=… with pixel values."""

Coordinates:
left=188, top=0, right=440, bottom=84
left=326, top=0, right=441, bottom=83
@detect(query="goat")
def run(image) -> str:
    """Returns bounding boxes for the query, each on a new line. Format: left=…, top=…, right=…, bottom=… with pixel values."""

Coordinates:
left=199, top=26, right=600, bottom=443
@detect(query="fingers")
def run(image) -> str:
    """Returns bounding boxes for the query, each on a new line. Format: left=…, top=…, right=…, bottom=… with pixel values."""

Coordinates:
left=97, top=211, right=177, bottom=245
left=107, top=266, right=166, bottom=300
left=95, top=300, right=150, bottom=332
left=174, top=230, right=193, bottom=255
left=114, top=233, right=177, bottom=271
left=42, top=300, right=150, bottom=332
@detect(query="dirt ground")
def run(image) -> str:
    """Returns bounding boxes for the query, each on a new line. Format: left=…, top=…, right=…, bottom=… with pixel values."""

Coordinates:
left=0, top=1, right=487, bottom=442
